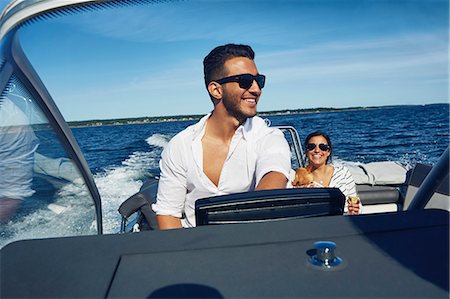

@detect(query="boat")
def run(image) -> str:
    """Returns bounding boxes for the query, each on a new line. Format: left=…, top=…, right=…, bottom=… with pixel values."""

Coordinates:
left=0, top=0, right=448, bottom=298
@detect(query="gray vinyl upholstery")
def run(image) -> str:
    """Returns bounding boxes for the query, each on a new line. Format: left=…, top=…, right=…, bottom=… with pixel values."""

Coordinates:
left=356, top=185, right=402, bottom=214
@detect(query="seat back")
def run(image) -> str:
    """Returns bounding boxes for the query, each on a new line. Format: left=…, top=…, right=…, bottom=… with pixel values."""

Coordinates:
left=356, top=184, right=402, bottom=214
left=118, top=179, right=159, bottom=232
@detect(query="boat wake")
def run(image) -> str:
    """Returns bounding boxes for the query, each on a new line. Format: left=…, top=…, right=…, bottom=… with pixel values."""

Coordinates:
left=97, top=133, right=169, bottom=233
left=146, top=133, right=170, bottom=148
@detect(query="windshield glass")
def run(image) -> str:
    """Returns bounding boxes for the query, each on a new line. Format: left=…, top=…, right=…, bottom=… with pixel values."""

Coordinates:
left=6, top=0, right=449, bottom=233
left=0, top=73, right=97, bottom=248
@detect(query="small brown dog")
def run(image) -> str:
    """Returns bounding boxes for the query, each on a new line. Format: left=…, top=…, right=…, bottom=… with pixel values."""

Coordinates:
left=292, top=165, right=314, bottom=187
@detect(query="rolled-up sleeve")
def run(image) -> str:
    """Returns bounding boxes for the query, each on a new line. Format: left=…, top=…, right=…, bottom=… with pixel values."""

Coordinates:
left=255, top=129, right=291, bottom=186
left=152, top=137, right=187, bottom=218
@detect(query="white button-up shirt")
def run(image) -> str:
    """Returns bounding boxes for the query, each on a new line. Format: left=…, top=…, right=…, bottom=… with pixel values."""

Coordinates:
left=0, top=98, right=39, bottom=200
left=152, top=114, right=291, bottom=227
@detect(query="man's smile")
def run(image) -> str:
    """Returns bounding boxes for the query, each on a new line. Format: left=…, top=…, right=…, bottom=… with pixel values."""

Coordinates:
left=243, top=98, right=257, bottom=104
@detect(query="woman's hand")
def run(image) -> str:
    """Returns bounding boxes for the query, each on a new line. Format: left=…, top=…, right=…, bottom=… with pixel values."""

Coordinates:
left=347, top=196, right=361, bottom=215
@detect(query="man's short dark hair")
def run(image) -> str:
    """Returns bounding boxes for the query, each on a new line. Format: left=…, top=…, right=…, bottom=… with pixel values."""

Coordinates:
left=203, top=44, right=255, bottom=87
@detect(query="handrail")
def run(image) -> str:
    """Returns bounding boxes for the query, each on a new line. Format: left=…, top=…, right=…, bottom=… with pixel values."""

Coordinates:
left=275, top=125, right=306, bottom=168
left=408, top=147, right=449, bottom=210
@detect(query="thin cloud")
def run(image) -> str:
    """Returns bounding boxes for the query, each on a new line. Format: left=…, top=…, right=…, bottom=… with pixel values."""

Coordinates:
left=259, top=31, right=447, bottom=82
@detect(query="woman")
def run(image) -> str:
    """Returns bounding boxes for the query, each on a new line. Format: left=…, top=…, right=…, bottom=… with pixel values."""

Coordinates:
left=302, top=131, right=362, bottom=215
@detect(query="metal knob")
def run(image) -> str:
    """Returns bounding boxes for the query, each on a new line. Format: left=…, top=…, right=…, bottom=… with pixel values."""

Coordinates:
left=309, top=241, right=342, bottom=269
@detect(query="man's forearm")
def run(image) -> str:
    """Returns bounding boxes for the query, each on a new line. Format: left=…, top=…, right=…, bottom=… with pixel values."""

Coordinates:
left=156, top=215, right=182, bottom=230
left=256, top=171, right=288, bottom=190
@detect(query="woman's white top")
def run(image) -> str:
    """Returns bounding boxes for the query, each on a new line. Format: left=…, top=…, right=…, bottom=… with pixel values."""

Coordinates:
left=329, top=164, right=362, bottom=213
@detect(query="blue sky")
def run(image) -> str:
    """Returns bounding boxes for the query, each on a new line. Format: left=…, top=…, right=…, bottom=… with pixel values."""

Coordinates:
left=3, top=0, right=448, bottom=121
left=0, top=0, right=7, bottom=11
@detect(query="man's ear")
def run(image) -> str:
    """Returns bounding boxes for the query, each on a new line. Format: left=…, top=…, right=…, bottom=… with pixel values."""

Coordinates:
left=207, top=81, right=222, bottom=101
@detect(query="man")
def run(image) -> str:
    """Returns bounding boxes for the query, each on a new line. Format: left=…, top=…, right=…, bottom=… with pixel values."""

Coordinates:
left=152, top=44, right=291, bottom=229
left=0, top=96, right=39, bottom=222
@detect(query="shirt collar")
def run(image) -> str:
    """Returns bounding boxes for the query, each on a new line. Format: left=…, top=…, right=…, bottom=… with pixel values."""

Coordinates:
left=192, top=113, right=258, bottom=141
left=191, top=113, right=211, bottom=141
left=241, top=117, right=255, bottom=141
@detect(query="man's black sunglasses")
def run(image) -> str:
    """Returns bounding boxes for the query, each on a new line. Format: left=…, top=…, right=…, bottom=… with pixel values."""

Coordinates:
left=215, top=73, right=265, bottom=89
left=306, top=143, right=331, bottom=151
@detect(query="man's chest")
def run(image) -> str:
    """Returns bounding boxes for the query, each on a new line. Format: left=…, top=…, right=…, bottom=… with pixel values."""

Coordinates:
left=188, top=139, right=256, bottom=191
left=202, top=138, right=230, bottom=187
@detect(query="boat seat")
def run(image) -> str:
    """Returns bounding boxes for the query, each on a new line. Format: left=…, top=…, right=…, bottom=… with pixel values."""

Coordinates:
left=403, top=163, right=449, bottom=211
left=118, top=179, right=159, bottom=232
left=356, top=184, right=403, bottom=214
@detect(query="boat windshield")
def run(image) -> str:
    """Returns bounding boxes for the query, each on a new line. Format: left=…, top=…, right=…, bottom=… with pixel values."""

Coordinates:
left=0, top=67, right=97, bottom=248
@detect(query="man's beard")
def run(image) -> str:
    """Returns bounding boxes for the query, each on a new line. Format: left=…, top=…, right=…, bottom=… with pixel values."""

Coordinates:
left=222, top=93, right=256, bottom=124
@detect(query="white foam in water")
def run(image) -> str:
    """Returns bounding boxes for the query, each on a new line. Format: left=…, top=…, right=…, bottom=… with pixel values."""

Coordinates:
left=95, top=156, right=147, bottom=233
left=146, top=133, right=170, bottom=148
left=399, top=151, right=429, bottom=169
left=97, top=157, right=162, bottom=233
left=98, top=133, right=170, bottom=234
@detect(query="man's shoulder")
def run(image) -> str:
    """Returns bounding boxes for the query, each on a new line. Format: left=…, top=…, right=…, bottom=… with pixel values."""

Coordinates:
left=247, top=116, right=284, bottom=139
left=167, top=124, right=195, bottom=146
left=249, top=115, right=269, bottom=128
left=166, top=115, right=208, bottom=147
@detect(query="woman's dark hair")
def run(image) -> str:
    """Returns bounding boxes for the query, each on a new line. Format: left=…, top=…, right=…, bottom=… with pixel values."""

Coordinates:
left=203, top=44, right=255, bottom=87
left=304, top=131, right=333, bottom=164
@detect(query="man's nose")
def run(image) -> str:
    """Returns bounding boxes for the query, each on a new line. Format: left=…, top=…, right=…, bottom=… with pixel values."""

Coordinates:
left=248, top=79, right=262, bottom=95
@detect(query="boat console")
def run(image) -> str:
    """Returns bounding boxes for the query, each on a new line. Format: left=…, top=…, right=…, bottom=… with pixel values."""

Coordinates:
left=195, top=187, right=345, bottom=225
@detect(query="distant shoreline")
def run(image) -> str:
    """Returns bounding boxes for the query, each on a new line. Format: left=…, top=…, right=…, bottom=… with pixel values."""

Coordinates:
left=67, top=103, right=446, bottom=128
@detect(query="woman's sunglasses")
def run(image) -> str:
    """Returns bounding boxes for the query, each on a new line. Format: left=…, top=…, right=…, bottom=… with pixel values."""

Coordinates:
left=215, top=73, right=265, bottom=89
left=306, top=143, right=330, bottom=151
